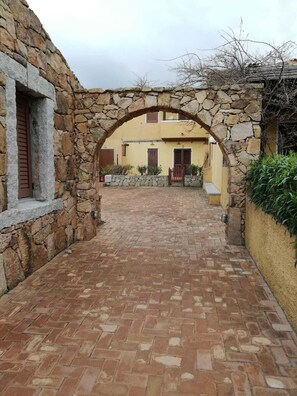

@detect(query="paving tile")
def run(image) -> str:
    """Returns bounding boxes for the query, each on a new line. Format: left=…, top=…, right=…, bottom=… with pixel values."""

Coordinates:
left=0, top=187, right=296, bottom=395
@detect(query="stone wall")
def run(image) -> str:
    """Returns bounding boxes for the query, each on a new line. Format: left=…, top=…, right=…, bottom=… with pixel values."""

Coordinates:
left=0, top=0, right=264, bottom=295
left=0, top=0, right=97, bottom=294
left=105, top=175, right=202, bottom=187
left=74, top=85, right=263, bottom=244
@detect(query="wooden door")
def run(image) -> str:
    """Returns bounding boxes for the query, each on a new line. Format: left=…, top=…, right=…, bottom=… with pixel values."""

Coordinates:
left=174, top=148, right=191, bottom=167
left=99, top=149, right=114, bottom=170
left=147, top=148, right=158, bottom=167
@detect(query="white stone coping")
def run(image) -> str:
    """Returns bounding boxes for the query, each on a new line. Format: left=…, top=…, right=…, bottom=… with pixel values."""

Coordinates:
left=0, top=199, right=63, bottom=230
left=203, top=182, right=220, bottom=195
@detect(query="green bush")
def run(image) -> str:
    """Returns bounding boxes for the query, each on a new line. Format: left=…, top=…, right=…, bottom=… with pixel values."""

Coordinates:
left=147, top=165, right=162, bottom=175
left=246, top=152, right=297, bottom=236
left=101, top=164, right=133, bottom=175
left=137, top=165, right=147, bottom=175
left=186, top=164, right=202, bottom=176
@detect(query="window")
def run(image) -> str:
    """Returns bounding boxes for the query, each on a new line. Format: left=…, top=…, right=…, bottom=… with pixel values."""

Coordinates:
left=163, top=112, right=177, bottom=121
left=163, top=112, right=188, bottom=121
left=16, top=94, right=33, bottom=199
left=146, top=112, right=158, bottom=123
left=0, top=52, right=61, bottom=230
left=178, top=113, right=189, bottom=121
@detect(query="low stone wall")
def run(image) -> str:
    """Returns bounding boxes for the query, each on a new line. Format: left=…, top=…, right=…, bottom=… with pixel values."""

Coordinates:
left=185, top=175, right=202, bottom=187
left=245, top=200, right=297, bottom=330
left=106, top=175, right=202, bottom=187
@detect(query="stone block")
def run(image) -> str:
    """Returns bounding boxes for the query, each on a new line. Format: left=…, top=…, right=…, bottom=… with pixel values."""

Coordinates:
left=128, top=98, right=145, bottom=113
left=0, top=124, right=6, bottom=153
left=54, top=227, right=67, bottom=253
left=216, top=91, right=232, bottom=104
left=0, top=153, right=6, bottom=174
left=17, top=228, right=31, bottom=276
left=158, top=93, right=171, bottom=107
left=226, top=207, right=242, bottom=245
left=247, top=138, right=261, bottom=155
left=45, top=233, right=56, bottom=261
left=33, top=224, right=52, bottom=245
left=245, top=101, right=260, bottom=115
left=0, top=181, right=6, bottom=212
left=96, top=93, right=111, bottom=105
left=0, top=254, right=7, bottom=296
left=0, top=27, right=15, bottom=51
left=145, top=95, right=157, bottom=108
left=3, top=247, right=25, bottom=289
left=212, top=124, right=227, bottom=141
left=61, top=133, right=74, bottom=156
left=32, top=243, right=48, bottom=271
left=182, top=100, right=199, bottom=116
left=56, top=156, right=67, bottom=182
left=195, top=90, right=207, bottom=103
left=231, top=122, right=253, bottom=141
left=77, top=200, right=92, bottom=213
left=117, top=98, right=132, bottom=109
left=203, top=99, right=215, bottom=110
left=0, top=234, right=11, bottom=253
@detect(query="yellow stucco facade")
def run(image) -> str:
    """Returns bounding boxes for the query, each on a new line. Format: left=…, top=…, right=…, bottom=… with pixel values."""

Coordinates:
left=246, top=201, right=297, bottom=330
left=100, top=111, right=229, bottom=208
left=100, top=111, right=209, bottom=175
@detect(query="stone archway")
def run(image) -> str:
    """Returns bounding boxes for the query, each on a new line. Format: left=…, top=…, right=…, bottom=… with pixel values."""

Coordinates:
left=74, top=85, right=262, bottom=244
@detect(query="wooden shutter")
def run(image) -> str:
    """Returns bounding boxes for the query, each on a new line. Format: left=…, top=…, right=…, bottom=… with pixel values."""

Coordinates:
left=174, top=148, right=191, bottom=166
left=146, top=112, right=158, bottom=123
left=174, top=149, right=182, bottom=166
left=183, top=149, right=191, bottom=165
left=148, top=148, right=158, bottom=167
left=16, top=95, right=33, bottom=198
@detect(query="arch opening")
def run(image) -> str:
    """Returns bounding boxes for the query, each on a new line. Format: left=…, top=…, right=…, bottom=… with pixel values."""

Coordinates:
left=74, top=86, right=262, bottom=244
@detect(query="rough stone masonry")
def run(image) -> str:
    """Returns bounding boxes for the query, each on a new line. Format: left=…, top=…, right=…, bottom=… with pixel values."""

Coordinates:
left=0, top=0, right=262, bottom=294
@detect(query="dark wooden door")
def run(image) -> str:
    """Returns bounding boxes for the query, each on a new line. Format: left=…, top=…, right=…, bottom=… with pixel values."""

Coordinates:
left=99, top=149, right=114, bottom=170
left=147, top=148, right=158, bottom=167
left=174, top=148, right=191, bottom=167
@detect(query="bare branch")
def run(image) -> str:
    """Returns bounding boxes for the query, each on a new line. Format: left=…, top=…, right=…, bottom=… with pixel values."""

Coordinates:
left=170, top=22, right=297, bottom=131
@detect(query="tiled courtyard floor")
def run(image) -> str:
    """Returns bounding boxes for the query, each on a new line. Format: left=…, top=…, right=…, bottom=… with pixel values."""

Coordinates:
left=0, top=187, right=296, bottom=396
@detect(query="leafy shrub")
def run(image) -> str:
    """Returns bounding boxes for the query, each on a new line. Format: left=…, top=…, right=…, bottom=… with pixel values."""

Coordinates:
left=147, top=165, right=162, bottom=175
left=137, top=165, right=147, bottom=175
left=186, top=164, right=202, bottom=176
left=246, top=152, right=297, bottom=236
left=101, top=164, right=133, bottom=175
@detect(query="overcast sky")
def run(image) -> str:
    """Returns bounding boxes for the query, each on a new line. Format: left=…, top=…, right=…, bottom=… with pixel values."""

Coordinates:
left=27, top=0, right=297, bottom=89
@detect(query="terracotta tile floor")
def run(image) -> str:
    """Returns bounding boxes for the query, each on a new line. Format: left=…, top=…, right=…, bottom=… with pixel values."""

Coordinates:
left=0, top=187, right=296, bottom=395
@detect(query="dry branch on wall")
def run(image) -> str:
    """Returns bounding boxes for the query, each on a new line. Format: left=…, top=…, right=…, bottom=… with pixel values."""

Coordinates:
left=170, top=22, right=297, bottom=146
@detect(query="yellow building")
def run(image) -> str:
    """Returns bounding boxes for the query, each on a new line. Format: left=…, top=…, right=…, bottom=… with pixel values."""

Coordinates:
left=99, top=111, right=228, bottom=208
left=100, top=111, right=209, bottom=174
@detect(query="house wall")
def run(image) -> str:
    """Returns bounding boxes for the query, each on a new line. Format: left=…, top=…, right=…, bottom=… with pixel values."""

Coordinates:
left=263, top=120, right=278, bottom=154
left=203, top=143, right=229, bottom=210
left=245, top=200, right=297, bottom=330
left=0, top=0, right=84, bottom=293
left=101, top=112, right=208, bottom=175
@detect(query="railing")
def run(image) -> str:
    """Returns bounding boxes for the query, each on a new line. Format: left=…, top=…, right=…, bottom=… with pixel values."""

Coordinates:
left=168, top=165, right=185, bottom=186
